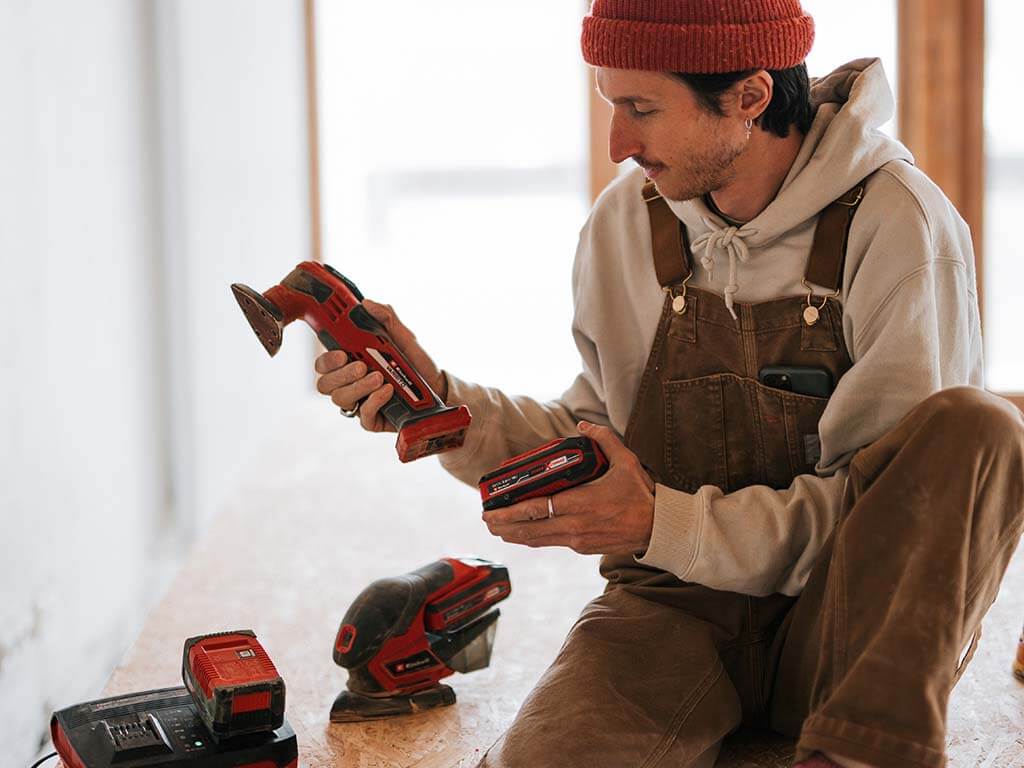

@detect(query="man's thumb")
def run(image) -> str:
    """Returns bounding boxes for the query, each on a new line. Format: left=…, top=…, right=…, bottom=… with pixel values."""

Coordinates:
left=577, top=421, right=628, bottom=463
left=361, top=299, right=439, bottom=384
left=362, top=299, right=394, bottom=327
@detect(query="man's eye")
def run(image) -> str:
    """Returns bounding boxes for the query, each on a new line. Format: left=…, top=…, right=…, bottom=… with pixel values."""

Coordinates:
left=630, top=105, right=655, bottom=118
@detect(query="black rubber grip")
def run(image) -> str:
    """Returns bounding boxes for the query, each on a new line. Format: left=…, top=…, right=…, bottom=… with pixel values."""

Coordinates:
left=282, top=268, right=332, bottom=303
left=319, top=328, right=441, bottom=430
left=381, top=393, right=417, bottom=428
left=318, top=330, right=342, bottom=351
left=323, top=264, right=365, bottom=301
left=348, top=304, right=386, bottom=334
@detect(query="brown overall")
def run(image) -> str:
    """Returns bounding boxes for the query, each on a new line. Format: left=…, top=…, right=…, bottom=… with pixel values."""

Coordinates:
left=479, top=181, right=1024, bottom=768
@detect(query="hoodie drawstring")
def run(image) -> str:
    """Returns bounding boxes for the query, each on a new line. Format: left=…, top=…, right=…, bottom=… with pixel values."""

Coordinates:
left=690, top=216, right=759, bottom=320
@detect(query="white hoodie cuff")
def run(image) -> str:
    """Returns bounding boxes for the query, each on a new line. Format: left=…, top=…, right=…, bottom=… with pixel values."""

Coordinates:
left=437, top=370, right=487, bottom=472
left=634, top=484, right=702, bottom=579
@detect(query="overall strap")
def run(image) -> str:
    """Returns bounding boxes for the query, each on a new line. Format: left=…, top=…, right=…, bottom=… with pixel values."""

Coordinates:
left=642, top=180, right=693, bottom=288
left=804, top=180, right=868, bottom=292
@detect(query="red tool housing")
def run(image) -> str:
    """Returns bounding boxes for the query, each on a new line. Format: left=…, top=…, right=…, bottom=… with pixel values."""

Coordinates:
left=478, top=435, right=609, bottom=510
left=231, top=262, right=472, bottom=462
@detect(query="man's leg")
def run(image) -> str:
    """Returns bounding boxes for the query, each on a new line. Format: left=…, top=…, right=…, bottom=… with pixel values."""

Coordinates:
left=770, top=387, right=1024, bottom=768
left=478, top=585, right=744, bottom=768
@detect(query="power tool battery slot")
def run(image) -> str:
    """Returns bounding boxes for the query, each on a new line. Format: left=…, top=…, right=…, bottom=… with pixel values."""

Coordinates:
left=106, top=712, right=173, bottom=758
left=438, top=583, right=511, bottom=627
left=426, top=568, right=511, bottom=632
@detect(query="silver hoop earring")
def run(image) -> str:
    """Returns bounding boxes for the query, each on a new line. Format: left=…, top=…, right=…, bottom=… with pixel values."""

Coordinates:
left=744, top=117, right=753, bottom=140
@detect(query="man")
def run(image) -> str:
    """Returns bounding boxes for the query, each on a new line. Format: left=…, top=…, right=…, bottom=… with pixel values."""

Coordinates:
left=315, top=2, right=1024, bottom=766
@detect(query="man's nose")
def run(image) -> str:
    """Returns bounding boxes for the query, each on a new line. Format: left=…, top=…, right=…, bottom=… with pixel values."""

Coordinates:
left=608, top=112, right=641, bottom=165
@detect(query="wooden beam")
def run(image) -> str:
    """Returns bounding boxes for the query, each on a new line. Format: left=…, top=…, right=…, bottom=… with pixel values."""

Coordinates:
left=303, top=0, right=323, bottom=263
left=898, top=0, right=986, bottom=319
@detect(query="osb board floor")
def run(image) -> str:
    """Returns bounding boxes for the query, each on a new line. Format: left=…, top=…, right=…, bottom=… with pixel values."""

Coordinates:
left=92, top=399, right=1023, bottom=767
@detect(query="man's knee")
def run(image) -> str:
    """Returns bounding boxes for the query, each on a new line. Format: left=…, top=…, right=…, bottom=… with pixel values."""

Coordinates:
left=483, top=590, right=741, bottom=768
left=910, top=387, right=1024, bottom=537
left=913, top=386, right=1024, bottom=454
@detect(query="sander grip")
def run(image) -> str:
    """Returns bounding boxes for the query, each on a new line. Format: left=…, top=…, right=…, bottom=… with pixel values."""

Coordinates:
left=317, top=327, right=470, bottom=462
left=316, top=328, right=421, bottom=427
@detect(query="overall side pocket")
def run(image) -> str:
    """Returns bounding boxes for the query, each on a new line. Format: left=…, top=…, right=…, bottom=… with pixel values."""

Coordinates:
left=663, top=375, right=729, bottom=492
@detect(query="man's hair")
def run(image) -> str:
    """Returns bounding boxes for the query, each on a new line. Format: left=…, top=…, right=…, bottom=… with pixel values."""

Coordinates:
left=670, top=64, right=814, bottom=139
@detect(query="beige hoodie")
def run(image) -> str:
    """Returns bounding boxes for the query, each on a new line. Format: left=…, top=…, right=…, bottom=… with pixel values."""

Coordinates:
left=438, top=59, right=984, bottom=596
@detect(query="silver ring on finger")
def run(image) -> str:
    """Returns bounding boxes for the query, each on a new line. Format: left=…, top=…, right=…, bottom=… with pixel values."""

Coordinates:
left=547, top=496, right=556, bottom=519
left=340, top=401, right=361, bottom=418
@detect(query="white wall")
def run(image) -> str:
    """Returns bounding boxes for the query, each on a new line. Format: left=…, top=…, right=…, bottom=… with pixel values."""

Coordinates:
left=156, top=0, right=313, bottom=532
left=0, top=1, right=312, bottom=763
left=0, top=3, right=166, bottom=761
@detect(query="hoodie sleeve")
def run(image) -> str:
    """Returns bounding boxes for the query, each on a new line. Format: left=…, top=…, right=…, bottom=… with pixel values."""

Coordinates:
left=434, top=370, right=603, bottom=487
left=638, top=471, right=848, bottom=596
left=637, top=163, right=983, bottom=597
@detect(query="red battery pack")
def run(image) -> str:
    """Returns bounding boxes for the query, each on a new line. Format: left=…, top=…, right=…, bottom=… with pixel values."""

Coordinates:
left=478, top=436, right=609, bottom=511
left=182, top=630, right=285, bottom=741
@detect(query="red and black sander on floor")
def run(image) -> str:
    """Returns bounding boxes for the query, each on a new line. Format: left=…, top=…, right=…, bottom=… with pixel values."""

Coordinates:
left=331, top=557, right=511, bottom=721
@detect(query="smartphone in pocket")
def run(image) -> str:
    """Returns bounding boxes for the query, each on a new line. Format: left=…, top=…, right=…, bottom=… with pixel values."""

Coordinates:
left=759, top=366, right=833, bottom=397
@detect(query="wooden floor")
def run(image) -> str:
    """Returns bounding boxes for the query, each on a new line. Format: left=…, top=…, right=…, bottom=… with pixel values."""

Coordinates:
left=94, top=399, right=1024, bottom=767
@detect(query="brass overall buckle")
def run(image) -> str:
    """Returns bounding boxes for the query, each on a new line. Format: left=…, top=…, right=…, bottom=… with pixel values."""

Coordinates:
left=801, top=278, right=840, bottom=326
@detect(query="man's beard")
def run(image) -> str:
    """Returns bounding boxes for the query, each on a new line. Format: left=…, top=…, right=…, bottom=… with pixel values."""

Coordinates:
left=657, top=138, right=745, bottom=202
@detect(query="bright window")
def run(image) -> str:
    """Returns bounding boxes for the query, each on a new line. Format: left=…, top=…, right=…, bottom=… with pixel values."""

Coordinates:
left=802, top=1, right=898, bottom=136
left=316, top=1, right=588, bottom=400
left=984, top=1, right=1024, bottom=392
left=316, top=3, right=903, bottom=400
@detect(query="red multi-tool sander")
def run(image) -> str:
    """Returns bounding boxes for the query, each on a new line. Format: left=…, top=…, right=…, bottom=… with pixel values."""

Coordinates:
left=478, top=436, right=609, bottom=510
left=49, top=630, right=296, bottom=768
left=231, top=262, right=472, bottom=462
left=330, top=557, right=511, bottom=721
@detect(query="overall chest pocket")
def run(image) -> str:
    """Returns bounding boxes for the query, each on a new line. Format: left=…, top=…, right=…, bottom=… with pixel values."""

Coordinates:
left=662, top=372, right=829, bottom=494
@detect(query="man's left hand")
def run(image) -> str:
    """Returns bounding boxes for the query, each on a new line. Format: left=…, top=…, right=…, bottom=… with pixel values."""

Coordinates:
left=482, top=421, right=656, bottom=555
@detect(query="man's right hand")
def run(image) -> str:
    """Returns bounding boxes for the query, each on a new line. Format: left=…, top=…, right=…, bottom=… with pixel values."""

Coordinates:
left=314, top=299, right=447, bottom=434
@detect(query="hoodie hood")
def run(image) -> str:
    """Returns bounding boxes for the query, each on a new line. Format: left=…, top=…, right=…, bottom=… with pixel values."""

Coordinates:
left=666, top=58, right=914, bottom=318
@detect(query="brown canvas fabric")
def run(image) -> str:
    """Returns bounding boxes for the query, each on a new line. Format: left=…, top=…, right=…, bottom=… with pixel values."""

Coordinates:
left=478, top=183, right=1024, bottom=767
left=770, top=386, right=1024, bottom=766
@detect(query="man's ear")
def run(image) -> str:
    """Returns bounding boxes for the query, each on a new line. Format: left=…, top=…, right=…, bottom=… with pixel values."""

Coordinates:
left=739, top=70, right=773, bottom=121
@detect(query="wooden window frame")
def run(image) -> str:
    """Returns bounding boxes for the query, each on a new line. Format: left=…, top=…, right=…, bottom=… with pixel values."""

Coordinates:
left=304, top=0, right=323, bottom=264
left=899, top=1, right=1021, bottom=410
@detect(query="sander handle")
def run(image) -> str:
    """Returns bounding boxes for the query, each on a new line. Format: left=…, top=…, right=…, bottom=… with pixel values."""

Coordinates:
left=315, top=303, right=471, bottom=462
left=316, top=325, right=421, bottom=430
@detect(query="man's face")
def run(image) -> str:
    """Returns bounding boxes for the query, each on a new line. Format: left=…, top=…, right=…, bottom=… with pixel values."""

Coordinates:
left=595, top=68, right=747, bottom=202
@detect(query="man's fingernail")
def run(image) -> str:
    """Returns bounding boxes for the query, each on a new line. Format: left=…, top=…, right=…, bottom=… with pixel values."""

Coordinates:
left=578, top=421, right=590, bottom=431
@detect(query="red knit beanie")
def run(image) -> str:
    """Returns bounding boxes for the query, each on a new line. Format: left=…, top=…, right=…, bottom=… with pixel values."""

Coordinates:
left=581, top=0, right=815, bottom=73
